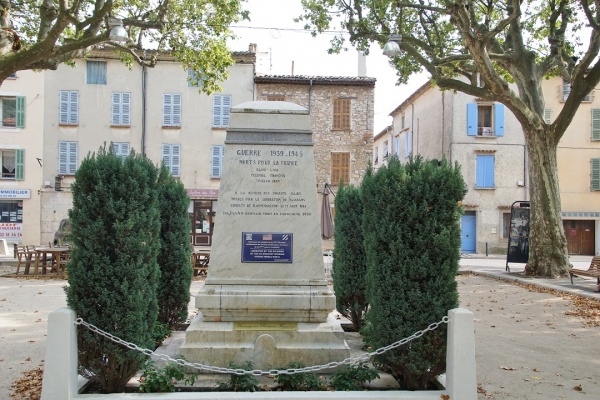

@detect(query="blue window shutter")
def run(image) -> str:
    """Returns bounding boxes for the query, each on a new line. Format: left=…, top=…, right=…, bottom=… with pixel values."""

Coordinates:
left=15, top=149, right=24, bottom=180
left=163, top=94, right=172, bottom=126
left=58, top=141, right=78, bottom=174
left=68, top=91, right=79, bottom=124
left=111, top=93, right=121, bottom=125
left=16, top=96, right=25, bottom=128
left=467, top=103, right=477, bottom=135
left=211, top=145, right=224, bottom=178
left=494, top=104, right=504, bottom=136
left=172, top=94, right=182, bottom=126
left=476, top=155, right=495, bottom=188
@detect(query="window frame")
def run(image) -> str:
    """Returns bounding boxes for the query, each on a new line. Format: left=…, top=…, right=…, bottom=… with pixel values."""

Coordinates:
left=467, top=103, right=504, bottom=136
left=59, top=90, right=79, bottom=125
left=212, top=95, right=232, bottom=128
left=162, top=144, right=181, bottom=176
left=162, top=93, right=182, bottom=128
left=111, top=142, right=130, bottom=160
left=58, top=141, right=78, bottom=175
left=332, top=98, right=351, bottom=130
left=86, top=60, right=107, bottom=85
left=331, top=152, right=350, bottom=185
left=111, top=92, right=131, bottom=126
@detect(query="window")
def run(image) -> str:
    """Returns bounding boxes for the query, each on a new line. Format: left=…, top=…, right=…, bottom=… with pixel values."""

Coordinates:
left=162, top=144, right=181, bottom=176
left=59, top=91, right=78, bottom=125
left=394, top=136, right=401, bottom=156
left=592, top=158, right=600, bottom=191
left=333, top=98, right=351, bottom=130
left=502, top=212, right=511, bottom=239
left=163, top=94, right=181, bottom=127
left=86, top=61, right=107, bottom=85
left=0, top=96, right=24, bottom=128
left=58, top=141, right=78, bottom=175
left=592, top=109, right=600, bottom=141
left=187, top=69, right=205, bottom=87
left=405, top=133, right=411, bottom=158
left=212, top=95, right=231, bottom=128
left=331, top=152, right=350, bottom=185
left=476, top=154, right=495, bottom=188
left=1, top=149, right=24, bottom=180
left=467, top=103, right=504, bottom=136
left=0, top=201, right=22, bottom=223
left=111, top=92, right=131, bottom=126
left=401, top=114, right=405, bottom=129
left=562, top=79, right=592, bottom=102
left=267, top=95, right=285, bottom=101
left=210, top=145, right=224, bottom=178
left=544, top=108, right=552, bottom=124
left=112, top=142, right=130, bottom=160
left=383, top=141, right=388, bottom=159
left=374, top=147, right=378, bottom=165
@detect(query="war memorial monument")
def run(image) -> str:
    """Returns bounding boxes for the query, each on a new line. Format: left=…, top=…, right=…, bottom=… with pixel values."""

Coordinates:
left=180, top=101, right=350, bottom=369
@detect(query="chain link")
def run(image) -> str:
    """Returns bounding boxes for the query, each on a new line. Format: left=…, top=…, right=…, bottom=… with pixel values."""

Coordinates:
left=75, top=315, right=449, bottom=376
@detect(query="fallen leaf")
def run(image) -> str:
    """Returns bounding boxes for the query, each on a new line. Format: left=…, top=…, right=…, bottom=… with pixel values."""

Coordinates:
left=500, top=366, right=516, bottom=371
left=574, top=384, right=583, bottom=391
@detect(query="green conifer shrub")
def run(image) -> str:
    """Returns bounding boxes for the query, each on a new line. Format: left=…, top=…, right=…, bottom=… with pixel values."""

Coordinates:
left=332, top=183, right=368, bottom=330
left=361, top=156, right=465, bottom=390
left=66, top=146, right=161, bottom=393
left=156, top=165, right=193, bottom=326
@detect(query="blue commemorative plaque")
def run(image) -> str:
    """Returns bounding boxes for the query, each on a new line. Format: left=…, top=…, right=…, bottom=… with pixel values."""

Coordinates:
left=241, top=232, right=293, bottom=263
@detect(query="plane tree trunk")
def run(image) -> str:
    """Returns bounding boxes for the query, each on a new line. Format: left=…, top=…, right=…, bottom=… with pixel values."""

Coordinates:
left=524, top=126, right=570, bottom=278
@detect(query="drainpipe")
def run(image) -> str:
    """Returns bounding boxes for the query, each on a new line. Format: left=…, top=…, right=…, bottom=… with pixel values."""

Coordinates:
left=141, top=65, right=147, bottom=156
left=411, top=103, right=415, bottom=156
left=308, top=79, right=313, bottom=114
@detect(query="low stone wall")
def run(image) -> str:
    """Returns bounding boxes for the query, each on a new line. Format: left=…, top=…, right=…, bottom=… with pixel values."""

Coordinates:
left=40, top=308, right=477, bottom=400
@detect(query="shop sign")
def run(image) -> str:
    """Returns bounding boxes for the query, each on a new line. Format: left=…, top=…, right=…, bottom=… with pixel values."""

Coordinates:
left=186, top=188, right=219, bottom=199
left=0, top=189, right=31, bottom=199
left=0, top=223, right=22, bottom=239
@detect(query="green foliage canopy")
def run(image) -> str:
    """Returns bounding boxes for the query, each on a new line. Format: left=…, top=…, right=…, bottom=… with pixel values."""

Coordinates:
left=0, top=0, right=249, bottom=92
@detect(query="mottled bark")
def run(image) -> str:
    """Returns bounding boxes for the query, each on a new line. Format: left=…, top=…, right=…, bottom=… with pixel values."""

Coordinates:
left=524, top=127, right=570, bottom=278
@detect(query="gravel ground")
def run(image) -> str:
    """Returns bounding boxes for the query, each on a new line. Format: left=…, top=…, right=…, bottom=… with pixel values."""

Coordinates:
left=1, top=264, right=599, bottom=399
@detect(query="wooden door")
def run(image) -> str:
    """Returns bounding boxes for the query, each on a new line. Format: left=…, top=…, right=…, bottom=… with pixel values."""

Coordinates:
left=563, top=220, right=595, bottom=255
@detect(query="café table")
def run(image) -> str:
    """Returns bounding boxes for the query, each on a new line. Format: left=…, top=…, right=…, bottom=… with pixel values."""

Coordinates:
left=34, top=246, right=71, bottom=275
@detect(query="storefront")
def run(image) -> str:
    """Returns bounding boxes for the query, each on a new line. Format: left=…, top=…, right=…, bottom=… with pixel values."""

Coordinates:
left=187, top=188, right=219, bottom=247
left=0, top=188, right=30, bottom=242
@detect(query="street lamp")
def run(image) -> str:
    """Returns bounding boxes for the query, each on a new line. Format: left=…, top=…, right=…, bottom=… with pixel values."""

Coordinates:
left=383, top=34, right=403, bottom=57
left=108, top=18, right=128, bottom=43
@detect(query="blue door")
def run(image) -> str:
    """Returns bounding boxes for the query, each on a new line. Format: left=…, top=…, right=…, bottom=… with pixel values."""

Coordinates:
left=461, top=215, right=476, bottom=253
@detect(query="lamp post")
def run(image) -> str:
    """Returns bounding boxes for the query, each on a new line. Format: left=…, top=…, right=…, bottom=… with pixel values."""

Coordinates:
left=383, top=34, right=403, bottom=57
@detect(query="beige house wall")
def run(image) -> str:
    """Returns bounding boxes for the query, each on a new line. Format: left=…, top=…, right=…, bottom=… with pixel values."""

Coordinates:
left=0, top=70, right=45, bottom=245
left=39, top=51, right=255, bottom=244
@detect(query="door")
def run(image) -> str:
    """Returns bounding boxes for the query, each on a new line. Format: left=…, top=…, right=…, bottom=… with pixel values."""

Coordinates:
left=461, top=214, right=477, bottom=253
left=563, top=220, right=595, bottom=255
left=191, top=200, right=214, bottom=246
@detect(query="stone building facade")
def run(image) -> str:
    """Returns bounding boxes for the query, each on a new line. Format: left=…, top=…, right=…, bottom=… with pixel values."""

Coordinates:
left=254, top=76, right=375, bottom=191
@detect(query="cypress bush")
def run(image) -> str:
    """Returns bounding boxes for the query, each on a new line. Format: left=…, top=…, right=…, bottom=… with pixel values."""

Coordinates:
left=156, top=165, right=193, bottom=326
left=66, top=146, right=161, bottom=393
left=332, top=183, right=368, bottom=330
left=361, top=156, right=465, bottom=390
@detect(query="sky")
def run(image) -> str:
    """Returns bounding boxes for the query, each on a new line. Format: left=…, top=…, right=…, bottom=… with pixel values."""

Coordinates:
left=227, top=0, right=428, bottom=134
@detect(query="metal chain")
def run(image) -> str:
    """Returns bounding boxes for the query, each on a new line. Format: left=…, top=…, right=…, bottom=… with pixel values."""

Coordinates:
left=75, top=315, right=449, bottom=376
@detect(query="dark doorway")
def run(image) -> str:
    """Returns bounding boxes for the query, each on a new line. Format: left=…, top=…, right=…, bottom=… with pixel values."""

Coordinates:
left=191, top=200, right=215, bottom=246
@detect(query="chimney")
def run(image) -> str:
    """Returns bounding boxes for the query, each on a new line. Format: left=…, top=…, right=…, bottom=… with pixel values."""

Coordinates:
left=248, top=43, right=257, bottom=53
left=357, top=50, right=367, bottom=77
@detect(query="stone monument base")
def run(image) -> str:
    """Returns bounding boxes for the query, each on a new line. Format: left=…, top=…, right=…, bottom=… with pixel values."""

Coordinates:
left=180, top=312, right=350, bottom=370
